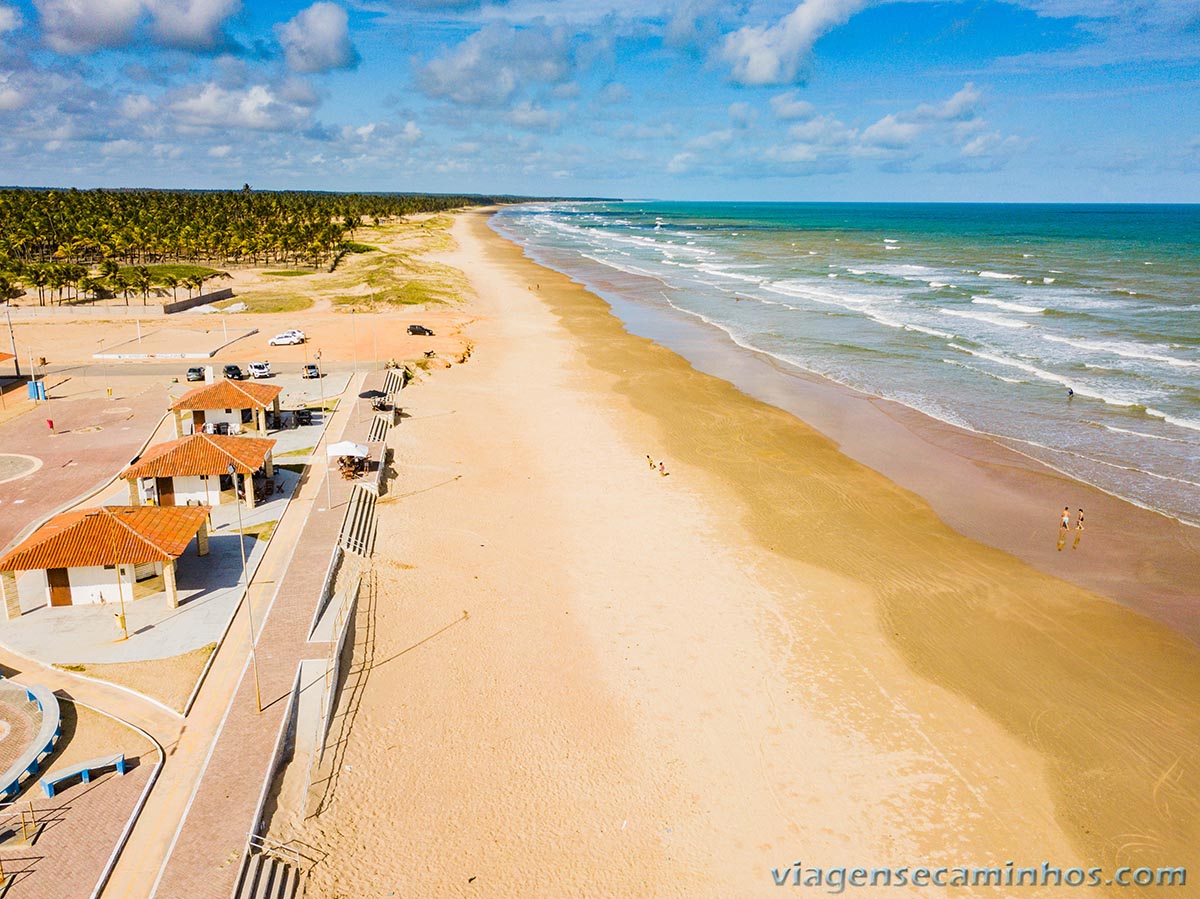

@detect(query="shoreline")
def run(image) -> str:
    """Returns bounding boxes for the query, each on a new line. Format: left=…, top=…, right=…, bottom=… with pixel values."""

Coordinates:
left=463, top=210, right=1200, bottom=886
left=296, top=209, right=1199, bottom=897
left=487, top=212, right=1200, bottom=643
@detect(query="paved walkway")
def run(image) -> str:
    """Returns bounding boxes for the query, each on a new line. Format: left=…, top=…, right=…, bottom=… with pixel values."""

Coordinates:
left=149, top=373, right=382, bottom=899
left=0, top=384, right=171, bottom=551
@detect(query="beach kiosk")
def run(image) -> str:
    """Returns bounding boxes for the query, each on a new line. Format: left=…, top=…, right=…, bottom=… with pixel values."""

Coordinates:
left=121, top=432, right=276, bottom=510
left=0, top=506, right=211, bottom=619
left=169, top=379, right=282, bottom=438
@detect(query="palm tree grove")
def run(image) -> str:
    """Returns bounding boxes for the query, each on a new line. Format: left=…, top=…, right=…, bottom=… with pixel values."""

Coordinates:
left=0, top=187, right=509, bottom=305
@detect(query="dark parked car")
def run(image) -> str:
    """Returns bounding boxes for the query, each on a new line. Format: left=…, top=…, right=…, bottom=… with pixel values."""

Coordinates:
left=186, top=366, right=205, bottom=382
left=302, top=363, right=320, bottom=379
left=295, top=408, right=314, bottom=426
left=223, top=364, right=245, bottom=380
left=407, top=324, right=433, bottom=336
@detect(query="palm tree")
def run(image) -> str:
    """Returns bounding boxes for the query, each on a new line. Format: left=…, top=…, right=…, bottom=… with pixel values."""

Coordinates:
left=159, top=273, right=180, bottom=301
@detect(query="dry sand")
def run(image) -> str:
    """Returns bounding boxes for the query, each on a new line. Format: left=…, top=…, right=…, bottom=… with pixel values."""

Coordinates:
left=281, top=211, right=1200, bottom=898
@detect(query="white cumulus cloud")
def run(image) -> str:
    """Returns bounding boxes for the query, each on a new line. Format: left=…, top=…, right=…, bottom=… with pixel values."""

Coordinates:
left=419, top=23, right=576, bottom=106
left=276, top=2, right=360, bottom=74
left=721, top=0, right=869, bottom=86
left=172, top=82, right=312, bottom=131
left=34, top=0, right=144, bottom=52
left=0, top=4, right=22, bottom=33
left=147, top=0, right=240, bottom=51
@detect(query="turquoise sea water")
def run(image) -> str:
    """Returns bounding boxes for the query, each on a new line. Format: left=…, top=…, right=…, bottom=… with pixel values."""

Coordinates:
left=491, top=202, right=1200, bottom=526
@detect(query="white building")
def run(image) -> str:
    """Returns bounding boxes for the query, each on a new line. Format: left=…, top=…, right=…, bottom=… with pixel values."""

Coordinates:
left=121, top=432, right=276, bottom=509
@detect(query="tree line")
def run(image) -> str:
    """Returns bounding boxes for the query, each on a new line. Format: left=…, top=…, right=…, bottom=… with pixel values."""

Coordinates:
left=0, top=187, right=514, bottom=304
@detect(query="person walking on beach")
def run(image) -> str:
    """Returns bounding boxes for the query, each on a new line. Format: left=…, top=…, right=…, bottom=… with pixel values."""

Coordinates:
left=646, top=454, right=655, bottom=470
left=659, top=461, right=669, bottom=477
left=1057, top=505, right=1071, bottom=551
left=1073, top=509, right=1085, bottom=550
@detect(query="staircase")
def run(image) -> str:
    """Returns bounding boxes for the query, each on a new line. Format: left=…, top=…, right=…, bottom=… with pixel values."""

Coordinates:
left=234, top=846, right=303, bottom=899
left=338, top=486, right=377, bottom=558
left=366, top=414, right=390, bottom=443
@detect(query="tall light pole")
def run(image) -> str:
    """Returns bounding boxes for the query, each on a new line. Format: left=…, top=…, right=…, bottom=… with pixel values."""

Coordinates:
left=105, top=509, right=128, bottom=641
left=229, top=462, right=262, bottom=713
left=316, top=350, right=331, bottom=511
left=351, top=307, right=358, bottom=376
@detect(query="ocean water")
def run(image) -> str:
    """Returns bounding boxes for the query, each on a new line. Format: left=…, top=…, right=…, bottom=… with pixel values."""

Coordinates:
left=491, top=202, right=1200, bottom=527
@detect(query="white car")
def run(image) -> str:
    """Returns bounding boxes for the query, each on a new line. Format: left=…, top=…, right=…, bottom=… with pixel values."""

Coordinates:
left=281, top=328, right=306, bottom=340
left=248, top=361, right=272, bottom=378
left=268, top=332, right=304, bottom=346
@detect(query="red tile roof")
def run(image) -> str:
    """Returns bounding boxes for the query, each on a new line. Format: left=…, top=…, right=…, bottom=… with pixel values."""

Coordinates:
left=169, top=379, right=281, bottom=412
left=0, top=506, right=209, bottom=571
left=122, top=433, right=275, bottom=480
left=0, top=353, right=13, bottom=363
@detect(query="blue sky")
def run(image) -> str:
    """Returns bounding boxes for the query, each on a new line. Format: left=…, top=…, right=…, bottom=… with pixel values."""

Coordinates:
left=0, top=0, right=1196, bottom=201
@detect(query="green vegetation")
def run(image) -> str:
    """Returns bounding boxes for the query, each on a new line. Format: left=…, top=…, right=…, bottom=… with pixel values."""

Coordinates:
left=263, top=270, right=314, bottom=277
left=120, top=263, right=221, bottom=279
left=233, top=519, right=278, bottom=541
left=214, top=294, right=313, bottom=313
left=275, top=446, right=316, bottom=458
left=0, top=187, right=516, bottom=305
left=277, top=463, right=307, bottom=474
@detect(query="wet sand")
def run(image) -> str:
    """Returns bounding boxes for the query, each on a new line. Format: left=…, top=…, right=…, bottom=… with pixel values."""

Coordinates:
left=298, top=209, right=1200, bottom=898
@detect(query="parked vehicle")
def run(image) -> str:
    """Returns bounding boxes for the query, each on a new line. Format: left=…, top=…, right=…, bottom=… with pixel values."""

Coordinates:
left=407, top=324, right=433, bottom=336
left=222, top=364, right=245, bottom=380
left=248, top=361, right=271, bottom=379
left=282, top=328, right=306, bottom=340
left=295, top=408, right=314, bottom=426
left=186, top=366, right=205, bottom=382
left=302, top=363, right=321, bottom=379
left=268, top=332, right=304, bottom=346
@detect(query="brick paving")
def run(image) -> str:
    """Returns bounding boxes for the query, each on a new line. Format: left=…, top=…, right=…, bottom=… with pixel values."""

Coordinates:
left=0, top=722, right=155, bottom=899
left=0, top=384, right=170, bottom=551
left=152, top=374, right=383, bottom=899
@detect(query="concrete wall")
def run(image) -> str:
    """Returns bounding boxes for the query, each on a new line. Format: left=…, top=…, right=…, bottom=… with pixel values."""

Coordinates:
left=140, top=475, right=218, bottom=505
left=163, top=288, right=234, bottom=314
left=202, top=408, right=247, bottom=432
left=3, top=287, right=235, bottom=320
left=66, top=565, right=136, bottom=605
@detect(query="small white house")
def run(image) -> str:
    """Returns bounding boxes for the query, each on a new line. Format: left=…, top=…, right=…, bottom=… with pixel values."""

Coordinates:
left=121, top=432, right=276, bottom=509
left=0, top=506, right=211, bottom=619
left=169, top=379, right=282, bottom=438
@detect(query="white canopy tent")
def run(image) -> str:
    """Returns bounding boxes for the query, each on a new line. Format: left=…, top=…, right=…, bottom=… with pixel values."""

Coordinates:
left=327, top=441, right=369, bottom=458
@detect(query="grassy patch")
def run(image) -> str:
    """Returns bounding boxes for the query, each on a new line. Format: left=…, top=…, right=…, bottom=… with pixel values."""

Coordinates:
left=263, top=270, right=316, bottom=277
left=54, top=643, right=217, bottom=713
left=342, top=241, right=379, bottom=253
left=120, top=264, right=223, bottom=280
left=214, top=294, right=313, bottom=313
left=275, top=446, right=315, bottom=458
left=277, top=463, right=306, bottom=473
left=233, top=519, right=279, bottom=541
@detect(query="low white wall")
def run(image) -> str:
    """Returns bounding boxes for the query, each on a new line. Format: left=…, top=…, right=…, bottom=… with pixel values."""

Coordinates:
left=66, top=565, right=135, bottom=605
left=172, top=475, right=215, bottom=505
left=201, top=408, right=248, bottom=432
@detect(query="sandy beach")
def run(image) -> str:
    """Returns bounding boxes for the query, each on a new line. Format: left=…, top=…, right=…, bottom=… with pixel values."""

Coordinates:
left=281, top=210, right=1199, bottom=898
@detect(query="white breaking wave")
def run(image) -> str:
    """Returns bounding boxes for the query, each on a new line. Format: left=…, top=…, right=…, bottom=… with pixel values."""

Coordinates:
left=1040, top=334, right=1200, bottom=369
left=941, top=309, right=1032, bottom=329
left=978, top=270, right=1022, bottom=280
left=971, top=296, right=1045, bottom=314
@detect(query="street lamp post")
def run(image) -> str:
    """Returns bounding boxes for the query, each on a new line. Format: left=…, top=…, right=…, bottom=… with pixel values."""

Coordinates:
left=4, top=306, right=18, bottom=377
left=229, top=462, right=263, bottom=713
left=316, top=350, right=332, bottom=510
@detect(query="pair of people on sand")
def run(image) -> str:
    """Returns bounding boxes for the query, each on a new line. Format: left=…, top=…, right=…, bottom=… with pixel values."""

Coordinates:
left=1060, top=506, right=1084, bottom=532
left=646, top=454, right=669, bottom=476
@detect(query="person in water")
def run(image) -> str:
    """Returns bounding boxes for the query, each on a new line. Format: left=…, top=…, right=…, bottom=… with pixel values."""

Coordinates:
left=1067, top=388, right=1074, bottom=398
